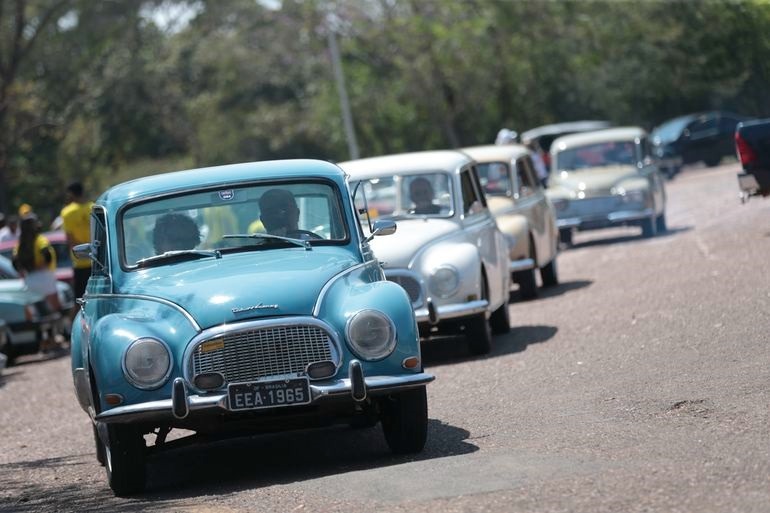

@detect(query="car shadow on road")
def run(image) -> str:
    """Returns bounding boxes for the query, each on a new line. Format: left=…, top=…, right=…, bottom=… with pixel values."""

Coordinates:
left=510, top=279, right=592, bottom=303
left=566, top=225, right=692, bottom=250
left=421, top=324, right=557, bottom=366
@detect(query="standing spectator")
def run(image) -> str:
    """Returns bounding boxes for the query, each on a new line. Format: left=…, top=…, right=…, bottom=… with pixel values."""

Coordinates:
left=61, top=182, right=93, bottom=307
left=526, top=141, right=550, bottom=188
left=0, top=214, right=20, bottom=242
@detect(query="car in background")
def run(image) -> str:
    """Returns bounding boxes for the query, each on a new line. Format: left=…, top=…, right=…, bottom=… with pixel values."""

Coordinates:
left=0, top=230, right=74, bottom=287
left=461, top=144, right=560, bottom=299
left=736, top=117, right=770, bottom=200
left=0, top=255, right=71, bottom=363
left=341, top=150, right=512, bottom=355
left=520, top=120, right=613, bottom=170
left=546, top=127, right=667, bottom=245
left=70, top=159, right=432, bottom=495
left=651, top=111, right=750, bottom=176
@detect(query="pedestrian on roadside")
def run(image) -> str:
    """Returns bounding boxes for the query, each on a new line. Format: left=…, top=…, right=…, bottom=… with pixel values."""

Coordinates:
left=61, top=182, right=93, bottom=311
left=0, top=214, right=20, bottom=242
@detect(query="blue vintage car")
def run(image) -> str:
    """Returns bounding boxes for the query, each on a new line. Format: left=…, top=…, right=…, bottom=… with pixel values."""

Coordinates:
left=70, top=159, right=433, bottom=496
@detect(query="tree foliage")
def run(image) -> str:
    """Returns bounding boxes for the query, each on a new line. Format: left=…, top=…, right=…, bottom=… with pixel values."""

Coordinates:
left=1, top=0, right=769, bottom=223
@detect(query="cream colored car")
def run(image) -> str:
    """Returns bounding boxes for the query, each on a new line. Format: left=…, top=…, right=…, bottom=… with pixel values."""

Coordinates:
left=462, top=145, right=560, bottom=299
left=545, top=127, right=667, bottom=245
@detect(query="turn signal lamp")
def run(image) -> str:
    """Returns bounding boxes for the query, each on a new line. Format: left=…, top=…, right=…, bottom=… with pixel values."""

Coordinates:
left=402, top=357, right=420, bottom=370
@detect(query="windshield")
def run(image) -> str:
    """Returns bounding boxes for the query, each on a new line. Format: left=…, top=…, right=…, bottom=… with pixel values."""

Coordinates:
left=121, top=181, right=347, bottom=267
left=555, top=141, right=639, bottom=171
left=652, top=116, right=692, bottom=143
left=476, top=162, right=513, bottom=196
left=351, top=172, right=453, bottom=220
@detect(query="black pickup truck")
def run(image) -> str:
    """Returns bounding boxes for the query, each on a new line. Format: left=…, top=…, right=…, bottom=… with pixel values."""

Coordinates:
left=736, top=118, right=770, bottom=200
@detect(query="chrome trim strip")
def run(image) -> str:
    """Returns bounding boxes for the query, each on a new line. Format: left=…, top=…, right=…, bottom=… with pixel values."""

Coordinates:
left=509, top=257, right=535, bottom=273
left=94, top=372, right=435, bottom=424
left=414, top=299, right=488, bottom=323
left=557, top=207, right=654, bottom=228
left=313, top=261, right=379, bottom=317
left=83, top=293, right=201, bottom=331
left=182, top=316, right=344, bottom=390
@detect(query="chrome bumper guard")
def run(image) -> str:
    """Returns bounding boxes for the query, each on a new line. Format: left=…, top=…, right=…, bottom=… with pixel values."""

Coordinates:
left=414, top=299, right=488, bottom=324
left=557, top=208, right=654, bottom=229
left=94, top=363, right=434, bottom=424
left=509, top=257, right=535, bottom=273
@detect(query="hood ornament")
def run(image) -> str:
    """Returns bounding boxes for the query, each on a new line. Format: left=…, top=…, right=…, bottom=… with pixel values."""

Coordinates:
left=232, top=303, right=279, bottom=314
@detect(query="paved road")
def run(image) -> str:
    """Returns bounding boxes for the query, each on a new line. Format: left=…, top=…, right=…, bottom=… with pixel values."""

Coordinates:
left=1, top=163, right=768, bottom=512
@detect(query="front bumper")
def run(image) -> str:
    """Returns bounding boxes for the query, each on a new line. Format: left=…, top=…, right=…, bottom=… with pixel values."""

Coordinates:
left=414, top=298, right=488, bottom=325
left=557, top=207, right=654, bottom=231
left=94, top=367, right=434, bottom=424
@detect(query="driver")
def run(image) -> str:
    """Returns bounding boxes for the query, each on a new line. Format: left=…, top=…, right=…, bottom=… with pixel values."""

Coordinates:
left=409, top=177, right=442, bottom=215
left=259, top=188, right=311, bottom=238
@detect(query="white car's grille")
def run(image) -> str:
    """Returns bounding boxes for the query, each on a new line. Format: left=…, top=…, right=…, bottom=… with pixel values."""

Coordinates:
left=568, top=196, right=622, bottom=216
left=192, top=325, right=334, bottom=384
left=386, top=273, right=423, bottom=307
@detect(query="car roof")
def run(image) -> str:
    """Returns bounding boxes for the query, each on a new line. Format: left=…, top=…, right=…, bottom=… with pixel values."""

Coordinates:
left=461, top=144, right=531, bottom=162
left=520, top=120, right=613, bottom=142
left=551, top=126, right=648, bottom=151
left=339, top=150, right=473, bottom=178
left=98, top=159, right=346, bottom=207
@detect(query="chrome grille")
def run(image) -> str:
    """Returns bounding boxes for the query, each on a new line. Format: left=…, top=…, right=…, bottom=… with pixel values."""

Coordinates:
left=567, top=196, right=622, bottom=216
left=192, top=325, right=334, bottom=384
left=386, top=273, right=423, bottom=307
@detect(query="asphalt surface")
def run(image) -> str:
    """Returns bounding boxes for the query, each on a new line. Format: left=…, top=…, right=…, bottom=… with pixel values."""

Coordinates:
left=1, top=162, right=768, bottom=512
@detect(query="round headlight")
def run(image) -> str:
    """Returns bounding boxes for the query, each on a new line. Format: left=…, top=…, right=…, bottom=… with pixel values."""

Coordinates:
left=123, top=337, right=172, bottom=389
left=346, top=310, right=396, bottom=361
left=429, top=265, right=460, bottom=299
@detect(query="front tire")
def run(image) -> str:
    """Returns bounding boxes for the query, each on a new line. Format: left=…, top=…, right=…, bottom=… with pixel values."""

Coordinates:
left=641, top=216, right=657, bottom=238
left=93, top=422, right=106, bottom=466
left=467, top=313, right=492, bottom=355
left=489, top=296, right=511, bottom=335
left=540, top=258, right=559, bottom=287
left=655, top=212, right=667, bottom=234
left=559, top=228, right=573, bottom=247
left=380, top=387, right=428, bottom=454
left=513, top=268, right=538, bottom=299
left=105, top=424, right=146, bottom=496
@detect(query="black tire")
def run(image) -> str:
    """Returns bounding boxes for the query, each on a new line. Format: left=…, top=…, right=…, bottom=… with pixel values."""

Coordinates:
left=513, top=268, right=538, bottom=299
left=467, top=312, right=492, bottom=355
left=655, top=212, right=667, bottom=234
left=489, top=296, right=511, bottom=335
left=93, top=422, right=106, bottom=466
left=380, top=387, right=428, bottom=454
left=704, top=155, right=721, bottom=167
left=105, top=424, right=146, bottom=496
left=559, top=228, right=573, bottom=247
left=540, top=258, right=559, bottom=287
left=641, top=216, right=657, bottom=238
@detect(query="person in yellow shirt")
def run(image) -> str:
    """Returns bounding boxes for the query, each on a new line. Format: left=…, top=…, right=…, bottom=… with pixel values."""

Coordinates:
left=12, top=214, right=60, bottom=309
left=61, top=182, right=93, bottom=306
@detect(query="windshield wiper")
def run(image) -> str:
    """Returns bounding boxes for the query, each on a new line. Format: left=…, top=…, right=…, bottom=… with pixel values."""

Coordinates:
left=135, top=249, right=222, bottom=268
left=222, top=233, right=312, bottom=251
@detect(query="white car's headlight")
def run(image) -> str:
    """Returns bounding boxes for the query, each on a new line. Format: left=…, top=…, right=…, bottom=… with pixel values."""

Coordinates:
left=123, top=337, right=172, bottom=389
left=346, top=310, right=396, bottom=361
left=429, top=265, right=460, bottom=298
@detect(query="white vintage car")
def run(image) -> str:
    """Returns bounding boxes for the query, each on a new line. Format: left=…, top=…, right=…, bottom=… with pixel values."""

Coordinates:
left=340, top=150, right=511, bottom=355
left=546, top=127, right=667, bottom=245
left=462, top=144, right=560, bottom=298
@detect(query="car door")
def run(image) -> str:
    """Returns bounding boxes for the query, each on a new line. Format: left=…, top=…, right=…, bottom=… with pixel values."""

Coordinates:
left=460, top=166, right=507, bottom=309
left=512, top=155, right=555, bottom=267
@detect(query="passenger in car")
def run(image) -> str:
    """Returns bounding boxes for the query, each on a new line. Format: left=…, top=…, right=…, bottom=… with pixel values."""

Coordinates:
left=409, top=177, right=442, bottom=215
left=152, top=213, right=201, bottom=254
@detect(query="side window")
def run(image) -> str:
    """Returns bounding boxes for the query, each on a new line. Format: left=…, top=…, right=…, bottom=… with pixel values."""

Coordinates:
left=460, top=170, right=482, bottom=215
left=90, top=209, right=108, bottom=277
left=515, top=157, right=538, bottom=197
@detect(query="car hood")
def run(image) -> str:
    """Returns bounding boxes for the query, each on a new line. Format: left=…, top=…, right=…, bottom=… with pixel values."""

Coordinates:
left=550, top=166, right=643, bottom=194
left=119, top=249, right=359, bottom=329
left=369, top=218, right=458, bottom=268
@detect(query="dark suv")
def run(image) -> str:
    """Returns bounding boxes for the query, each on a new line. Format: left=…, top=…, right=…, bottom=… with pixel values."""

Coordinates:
left=651, top=111, right=749, bottom=177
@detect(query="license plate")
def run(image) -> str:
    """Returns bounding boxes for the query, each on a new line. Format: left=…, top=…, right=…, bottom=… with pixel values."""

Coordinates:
left=228, top=378, right=311, bottom=411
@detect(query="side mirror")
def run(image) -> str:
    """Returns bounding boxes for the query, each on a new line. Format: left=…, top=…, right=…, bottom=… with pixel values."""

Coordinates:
left=364, top=219, right=396, bottom=242
left=73, top=243, right=91, bottom=260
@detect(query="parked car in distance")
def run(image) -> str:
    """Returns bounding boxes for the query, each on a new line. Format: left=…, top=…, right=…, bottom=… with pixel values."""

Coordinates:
left=0, top=230, right=74, bottom=287
left=461, top=144, right=560, bottom=299
left=70, top=159, right=433, bottom=496
left=546, top=127, right=667, bottom=245
left=520, top=120, right=613, bottom=169
left=736, top=118, right=770, bottom=200
left=340, top=150, right=511, bottom=355
left=651, top=111, right=750, bottom=176
left=0, top=255, right=70, bottom=363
